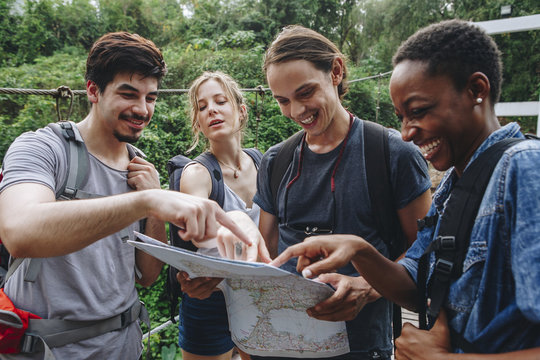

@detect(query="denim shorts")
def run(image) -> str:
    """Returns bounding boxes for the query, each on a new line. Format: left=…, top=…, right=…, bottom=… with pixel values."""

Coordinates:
left=178, top=291, right=235, bottom=355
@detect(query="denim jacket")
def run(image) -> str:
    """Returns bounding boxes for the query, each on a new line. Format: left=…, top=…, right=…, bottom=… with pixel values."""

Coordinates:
left=400, top=123, right=540, bottom=353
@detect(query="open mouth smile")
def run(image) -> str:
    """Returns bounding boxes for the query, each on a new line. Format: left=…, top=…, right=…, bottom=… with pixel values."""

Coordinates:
left=299, top=113, right=317, bottom=125
left=418, top=138, right=441, bottom=158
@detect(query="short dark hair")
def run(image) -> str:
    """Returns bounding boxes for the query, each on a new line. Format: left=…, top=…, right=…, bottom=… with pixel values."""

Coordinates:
left=263, top=25, right=349, bottom=99
left=393, top=19, right=502, bottom=104
left=85, top=32, right=167, bottom=93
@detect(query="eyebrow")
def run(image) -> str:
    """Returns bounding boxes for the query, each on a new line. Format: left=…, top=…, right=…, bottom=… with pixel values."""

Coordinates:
left=272, top=83, right=316, bottom=100
left=117, top=83, right=158, bottom=97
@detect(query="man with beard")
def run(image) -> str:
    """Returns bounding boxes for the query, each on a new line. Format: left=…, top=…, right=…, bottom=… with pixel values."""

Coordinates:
left=0, top=32, right=249, bottom=359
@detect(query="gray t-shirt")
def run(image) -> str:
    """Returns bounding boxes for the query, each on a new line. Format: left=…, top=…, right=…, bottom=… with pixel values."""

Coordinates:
left=0, top=125, right=143, bottom=359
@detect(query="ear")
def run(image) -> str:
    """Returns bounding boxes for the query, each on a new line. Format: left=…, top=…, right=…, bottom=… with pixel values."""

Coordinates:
left=467, top=72, right=490, bottom=105
left=239, top=104, right=247, bottom=121
left=86, top=80, right=99, bottom=104
left=331, top=57, right=344, bottom=86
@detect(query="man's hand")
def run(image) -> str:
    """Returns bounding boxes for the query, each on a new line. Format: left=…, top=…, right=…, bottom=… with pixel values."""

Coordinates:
left=216, top=210, right=272, bottom=263
left=270, top=235, right=366, bottom=278
left=127, top=156, right=161, bottom=190
left=395, top=308, right=451, bottom=360
left=306, top=274, right=380, bottom=321
left=145, top=190, right=252, bottom=246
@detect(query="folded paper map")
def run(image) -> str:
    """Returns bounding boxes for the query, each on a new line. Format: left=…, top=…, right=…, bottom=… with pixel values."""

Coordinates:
left=129, top=232, right=350, bottom=358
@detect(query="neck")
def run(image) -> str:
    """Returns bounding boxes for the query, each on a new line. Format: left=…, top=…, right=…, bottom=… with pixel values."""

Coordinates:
left=77, top=114, right=129, bottom=168
left=209, top=137, right=243, bottom=165
left=455, top=111, right=501, bottom=177
left=306, top=106, right=351, bottom=153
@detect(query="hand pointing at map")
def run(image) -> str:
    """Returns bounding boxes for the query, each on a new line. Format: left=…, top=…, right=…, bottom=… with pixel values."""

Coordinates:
left=216, top=210, right=272, bottom=263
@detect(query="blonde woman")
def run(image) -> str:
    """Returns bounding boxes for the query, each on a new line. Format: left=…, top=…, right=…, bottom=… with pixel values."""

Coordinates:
left=176, top=71, right=268, bottom=360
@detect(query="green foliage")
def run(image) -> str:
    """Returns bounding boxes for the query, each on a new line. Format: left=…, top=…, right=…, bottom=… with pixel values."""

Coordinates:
left=0, top=1, right=538, bottom=356
left=138, top=268, right=181, bottom=360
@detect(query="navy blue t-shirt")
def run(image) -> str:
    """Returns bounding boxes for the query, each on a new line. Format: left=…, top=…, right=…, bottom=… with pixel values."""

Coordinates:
left=253, top=117, right=431, bottom=358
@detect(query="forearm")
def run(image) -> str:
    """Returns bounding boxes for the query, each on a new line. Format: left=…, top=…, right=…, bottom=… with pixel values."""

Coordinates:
left=0, top=185, right=155, bottom=258
left=351, top=241, right=418, bottom=311
left=135, top=216, right=167, bottom=287
left=259, top=210, right=279, bottom=258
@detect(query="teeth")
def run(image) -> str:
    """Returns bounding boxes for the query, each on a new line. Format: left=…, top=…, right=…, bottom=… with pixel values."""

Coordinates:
left=300, top=114, right=315, bottom=125
left=420, top=139, right=440, bottom=156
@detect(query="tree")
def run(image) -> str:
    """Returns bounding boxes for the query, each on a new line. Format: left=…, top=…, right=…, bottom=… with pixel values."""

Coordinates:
left=14, top=0, right=62, bottom=64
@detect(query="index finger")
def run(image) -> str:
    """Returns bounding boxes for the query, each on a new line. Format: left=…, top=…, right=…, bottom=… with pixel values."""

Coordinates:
left=215, top=210, right=252, bottom=246
left=270, top=244, right=307, bottom=267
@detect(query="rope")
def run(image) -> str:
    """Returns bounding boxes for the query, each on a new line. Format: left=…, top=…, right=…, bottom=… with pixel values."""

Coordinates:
left=254, top=85, right=265, bottom=148
left=0, top=72, right=392, bottom=97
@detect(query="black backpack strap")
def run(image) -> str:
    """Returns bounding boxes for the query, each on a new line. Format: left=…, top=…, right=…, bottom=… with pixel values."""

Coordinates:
left=363, top=120, right=405, bottom=341
left=194, top=152, right=225, bottom=207
left=363, top=120, right=404, bottom=260
left=243, top=148, right=263, bottom=169
left=417, top=138, right=525, bottom=331
left=270, top=131, right=304, bottom=211
left=165, top=154, right=195, bottom=322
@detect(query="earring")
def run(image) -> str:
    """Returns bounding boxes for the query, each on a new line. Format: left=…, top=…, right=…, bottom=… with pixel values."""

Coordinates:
left=476, top=98, right=483, bottom=104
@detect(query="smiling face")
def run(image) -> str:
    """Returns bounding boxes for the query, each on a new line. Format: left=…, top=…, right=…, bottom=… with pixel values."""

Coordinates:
left=390, top=60, right=487, bottom=173
left=90, top=72, right=158, bottom=143
left=195, top=78, right=243, bottom=140
left=266, top=59, right=344, bottom=138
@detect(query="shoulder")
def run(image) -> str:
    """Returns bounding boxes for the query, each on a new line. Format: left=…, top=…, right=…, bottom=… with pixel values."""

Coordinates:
left=496, top=137, right=540, bottom=181
left=1, top=125, right=68, bottom=193
left=5, top=125, right=67, bottom=164
left=180, top=161, right=212, bottom=196
left=386, top=127, right=422, bottom=154
left=260, top=138, right=292, bottom=171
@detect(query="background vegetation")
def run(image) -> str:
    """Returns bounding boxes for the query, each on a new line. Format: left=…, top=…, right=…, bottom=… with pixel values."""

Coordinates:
left=0, top=0, right=538, bottom=358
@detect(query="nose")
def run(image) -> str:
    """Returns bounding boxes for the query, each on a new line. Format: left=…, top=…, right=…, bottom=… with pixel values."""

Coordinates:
left=401, top=119, right=417, bottom=142
left=290, top=100, right=306, bottom=121
left=206, top=101, right=218, bottom=115
left=132, top=97, right=149, bottom=117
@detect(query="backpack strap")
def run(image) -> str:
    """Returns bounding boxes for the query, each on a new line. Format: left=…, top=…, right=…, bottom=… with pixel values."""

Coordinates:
left=243, top=148, right=263, bottom=169
left=20, top=299, right=149, bottom=357
left=194, top=152, right=225, bottom=207
left=363, top=120, right=404, bottom=260
left=270, top=131, right=304, bottom=211
left=363, top=120, right=405, bottom=342
left=417, top=138, right=525, bottom=331
left=48, top=122, right=94, bottom=200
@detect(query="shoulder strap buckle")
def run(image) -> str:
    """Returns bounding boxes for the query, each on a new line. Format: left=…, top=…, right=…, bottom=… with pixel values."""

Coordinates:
left=435, top=235, right=456, bottom=251
left=434, top=258, right=454, bottom=281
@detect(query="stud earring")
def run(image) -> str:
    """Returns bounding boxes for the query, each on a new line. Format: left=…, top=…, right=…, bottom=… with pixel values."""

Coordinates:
left=476, top=98, right=483, bottom=104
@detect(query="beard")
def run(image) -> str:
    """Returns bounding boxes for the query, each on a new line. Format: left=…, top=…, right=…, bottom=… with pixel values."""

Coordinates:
left=113, top=129, right=141, bottom=144
left=114, top=113, right=148, bottom=143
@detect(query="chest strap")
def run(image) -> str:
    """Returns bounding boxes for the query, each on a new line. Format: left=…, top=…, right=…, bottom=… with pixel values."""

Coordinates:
left=21, top=300, right=149, bottom=356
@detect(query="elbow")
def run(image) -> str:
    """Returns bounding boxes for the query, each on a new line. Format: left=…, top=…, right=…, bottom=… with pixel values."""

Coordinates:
left=136, top=275, right=157, bottom=288
left=0, top=222, right=33, bottom=258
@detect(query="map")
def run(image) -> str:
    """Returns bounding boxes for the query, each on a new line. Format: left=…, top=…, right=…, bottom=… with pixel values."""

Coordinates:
left=129, top=232, right=350, bottom=358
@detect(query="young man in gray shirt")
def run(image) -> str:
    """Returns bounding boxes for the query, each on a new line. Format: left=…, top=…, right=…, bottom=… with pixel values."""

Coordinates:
left=0, top=32, right=249, bottom=359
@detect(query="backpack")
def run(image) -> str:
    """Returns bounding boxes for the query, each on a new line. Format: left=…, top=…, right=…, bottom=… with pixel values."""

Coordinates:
left=0, top=121, right=149, bottom=356
left=165, top=148, right=263, bottom=321
left=0, top=121, right=145, bottom=286
left=416, top=136, right=537, bottom=351
left=270, top=119, right=407, bottom=340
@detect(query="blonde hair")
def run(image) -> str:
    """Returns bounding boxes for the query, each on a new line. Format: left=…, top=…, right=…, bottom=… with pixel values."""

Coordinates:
left=187, top=71, right=248, bottom=153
